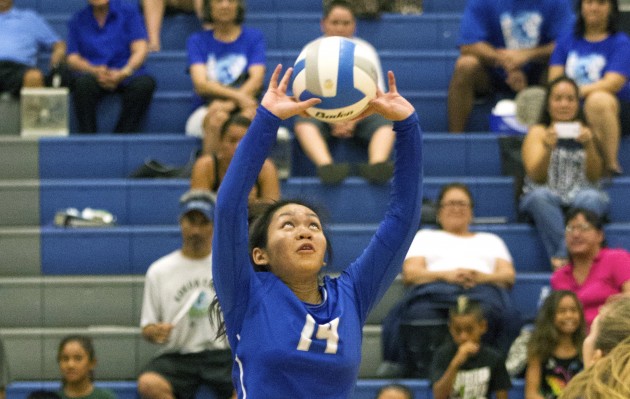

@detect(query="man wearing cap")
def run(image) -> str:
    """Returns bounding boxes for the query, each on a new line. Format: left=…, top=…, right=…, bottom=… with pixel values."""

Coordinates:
left=137, top=190, right=234, bottom=399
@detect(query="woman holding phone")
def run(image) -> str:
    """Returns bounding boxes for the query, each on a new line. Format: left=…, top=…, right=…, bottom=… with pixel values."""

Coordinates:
left=519, top=76, right=608, bottom=270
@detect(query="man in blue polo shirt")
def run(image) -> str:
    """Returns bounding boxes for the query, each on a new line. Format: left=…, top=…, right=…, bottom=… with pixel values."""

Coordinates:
left=0, top=0, right=66, bottom=96
left=66, top=0, right=156, bottom=133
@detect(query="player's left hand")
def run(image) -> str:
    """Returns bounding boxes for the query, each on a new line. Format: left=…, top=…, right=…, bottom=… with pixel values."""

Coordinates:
left=361, top=71, right=414, bottom=121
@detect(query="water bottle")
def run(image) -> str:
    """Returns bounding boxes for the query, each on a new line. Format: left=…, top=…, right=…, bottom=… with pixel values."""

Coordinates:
left=272, top=127, right=292, bottom=180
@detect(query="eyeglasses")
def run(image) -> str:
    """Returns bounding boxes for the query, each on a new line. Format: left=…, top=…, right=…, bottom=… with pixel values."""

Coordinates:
left=439, top=201, right=472, bottom=208
left=565, top=223, right=594, bottom=233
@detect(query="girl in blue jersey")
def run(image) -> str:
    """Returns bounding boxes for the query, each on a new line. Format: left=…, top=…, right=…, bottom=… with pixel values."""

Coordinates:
left=212, top=64, right=423, bottom=398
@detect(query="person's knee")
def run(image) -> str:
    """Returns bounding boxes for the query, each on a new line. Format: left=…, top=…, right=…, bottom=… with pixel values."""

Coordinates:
left=572, top=191, right=608, bottom=215
left=137, top=372, right=172, bottom=399
left=584, top=90, right=619, bottom=115
left=451, top=55, right=483, bottom=81
left=520, top=188, right=555, bottom=211
left=22, top=68, right=45, bottom=88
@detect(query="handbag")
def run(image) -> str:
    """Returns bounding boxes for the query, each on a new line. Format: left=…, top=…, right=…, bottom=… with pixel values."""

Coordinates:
left=129, top=149, right=199, bottom=178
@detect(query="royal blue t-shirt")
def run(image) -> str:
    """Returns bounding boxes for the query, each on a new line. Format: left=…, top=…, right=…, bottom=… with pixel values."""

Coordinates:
left=213, top=106, right=423, bottom=398
left=186, top=27, right=266, bottom=108
left=550, top=31, right=630, bottom=102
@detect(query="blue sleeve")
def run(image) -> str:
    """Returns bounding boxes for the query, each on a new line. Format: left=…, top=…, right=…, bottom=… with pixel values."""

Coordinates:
left=248, top=29, right=266, bottom=66
left=543, top=0, right=575, bottom=43
left=31, top=12, right=61, bottom=50
left=344, top=112, right=424, bottom=323
left=187, top=33, right=205, bottom=66
left=66, top=15, right=79, bottom=55
left=549, top=34, right=571, bottom=67
left=212, top=106, right=280, bottom=335
left=606, top=34, right=630, bottom=78
left=126, top=4, right=148, bottom=41
left=457, top=0, right=491, bottom=46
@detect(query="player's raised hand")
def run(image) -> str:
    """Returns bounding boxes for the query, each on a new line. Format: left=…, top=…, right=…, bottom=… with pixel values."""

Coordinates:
left=362, top=71, right=414, bottom=121
left=261, top=64, right=321, bottom=120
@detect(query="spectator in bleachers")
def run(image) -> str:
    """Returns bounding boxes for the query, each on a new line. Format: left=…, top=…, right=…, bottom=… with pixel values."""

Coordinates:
left=0, top=0, right=66, bottom=96
left=293, top=0, right=395, bottom=185
left=184, top=0, right=265, bottom=141
left=525, top=290, right=585, bottom=399
left=447, top=0, right=574, bottom=132
left=520, top=76, right=608, bottom=270
left=190, top=113, right=280, bottom=204
left=550, top=207, right=630, bottom=328
left=375, top=383, right=415, bottom=399
left=57, top=335, right=117, bottom=399
left=66, top=0, right=156, bottom=134
left=137, top=190, right=233, bottom=399
left=211, top=65, right=422, bottom=398
left=431, top=296, right=512, bottom=399
left=558, top=297, right=630, bottom=399
left=141, top=0, right=203, bottom=52
left=548, top=0, right=629, bottom=177
left=380, top=182, right=520, bottom=378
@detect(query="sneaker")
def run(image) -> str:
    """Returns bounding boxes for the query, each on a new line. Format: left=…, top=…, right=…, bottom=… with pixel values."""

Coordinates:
left=358, top=161, right=394, bottom=185
left=317, top=163, right=349, bottom=185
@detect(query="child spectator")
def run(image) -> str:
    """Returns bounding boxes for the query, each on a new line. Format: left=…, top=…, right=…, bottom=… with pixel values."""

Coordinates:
left=431, top=296, right=512, bottom=399
left=57, top=335, right=117, bottom=399
left=375, top=383, right=415, bottom=399
left=525, top=290, right=585, bottom=399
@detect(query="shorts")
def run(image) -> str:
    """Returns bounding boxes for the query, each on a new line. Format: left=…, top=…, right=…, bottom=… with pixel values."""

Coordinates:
left=294, top=113, right=392, bottom=145
left=0, top=61, right=30, bottom=97
left=142, top=350, right=233, bottom=399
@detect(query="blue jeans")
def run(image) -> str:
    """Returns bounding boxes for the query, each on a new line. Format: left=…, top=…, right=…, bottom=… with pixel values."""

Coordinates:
left=519, top=187, right=609, bottom=261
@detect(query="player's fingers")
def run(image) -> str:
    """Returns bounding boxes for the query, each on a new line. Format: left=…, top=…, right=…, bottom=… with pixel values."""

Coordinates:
left=269, top=64, right=283, bottom=89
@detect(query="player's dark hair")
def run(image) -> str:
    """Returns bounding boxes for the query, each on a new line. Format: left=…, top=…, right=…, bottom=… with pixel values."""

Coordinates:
left=448, top=296, right=485, bottom=322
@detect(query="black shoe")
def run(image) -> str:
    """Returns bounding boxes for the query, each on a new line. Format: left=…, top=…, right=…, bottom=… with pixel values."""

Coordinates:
left=317, top=163, right=349, bottom=185
left=358, top=161, right=394, bottom=185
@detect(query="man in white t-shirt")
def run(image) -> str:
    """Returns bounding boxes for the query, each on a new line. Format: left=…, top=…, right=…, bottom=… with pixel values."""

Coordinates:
left=137, top=190, right=233, bottom=399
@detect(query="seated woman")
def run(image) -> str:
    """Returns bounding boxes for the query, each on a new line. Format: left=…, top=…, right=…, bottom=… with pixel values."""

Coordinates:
left=190, top=113, right=280, bottom=205
left=381, top=182, right=521, bottom=378
left=551, top=207, right=630, bottom=329
left=519, top=76, right=609, bottom=270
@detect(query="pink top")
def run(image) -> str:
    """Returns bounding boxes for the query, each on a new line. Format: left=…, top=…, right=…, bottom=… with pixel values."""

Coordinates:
left=551, top=248, right=630, bottom=327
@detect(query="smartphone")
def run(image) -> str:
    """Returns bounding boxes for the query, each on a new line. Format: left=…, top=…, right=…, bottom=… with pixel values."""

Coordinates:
left=554, top=122, right=581, bottom=139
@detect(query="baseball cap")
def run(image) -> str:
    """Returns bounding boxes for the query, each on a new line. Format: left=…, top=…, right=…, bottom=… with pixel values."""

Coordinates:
left=179, top=190, right=216, bottom=221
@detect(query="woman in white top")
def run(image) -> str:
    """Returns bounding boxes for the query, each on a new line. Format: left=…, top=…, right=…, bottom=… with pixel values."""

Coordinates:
left=381, top=183, right=520, bottom=378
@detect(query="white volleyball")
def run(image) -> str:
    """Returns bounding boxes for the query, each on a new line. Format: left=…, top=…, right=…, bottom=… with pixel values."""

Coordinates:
left=292, top=36, right=379, bottom=122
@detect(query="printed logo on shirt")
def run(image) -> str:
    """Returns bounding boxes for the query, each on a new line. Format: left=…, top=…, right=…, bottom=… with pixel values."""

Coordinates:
left=452, top=366, right=491, bottom=399
left=206, top=53, right=248, bottom=85
left=500, top=11, right=543, bottom=49
left=566, top=51, right=606, bottom=86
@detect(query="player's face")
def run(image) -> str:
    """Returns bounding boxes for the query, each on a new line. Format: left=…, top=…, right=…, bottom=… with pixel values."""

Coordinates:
left=257, top=204, right=327, bottom=281
left=321, top=6, right=356, bottom=38
left=58, top=341, right=95, bottom=385
left=548, top=81, right=580, bottom=122
left=565, top=213, right=603, bottom=258
left=437, top=188, right=473, bottom=233
left=449, top=314, right=487, bottom=346
left=210, top=0, right=239, bottom=24
left=219, top=123, right=247, bottom=160
left=180, top=211, right=214, bottom=254
left=554, top=295, right=581, bottom=336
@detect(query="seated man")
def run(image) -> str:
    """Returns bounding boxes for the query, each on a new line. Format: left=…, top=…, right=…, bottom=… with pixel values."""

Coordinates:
left=293, top=0, right=394, bottom=185
left=0, top=0, right=66, bottom=96
left=66, top=0, right=156, bottom=133
left=447, top=0, right=574, bottom=132
left=137, top=190, right=233, bottom=399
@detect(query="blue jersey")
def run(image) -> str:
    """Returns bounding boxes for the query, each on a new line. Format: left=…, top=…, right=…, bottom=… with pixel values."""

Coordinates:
left=550, top=32, right=630, bottom=102
left=213, top=106, right=423, bottom=398
left=0, top=8, right=61, bottom=67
